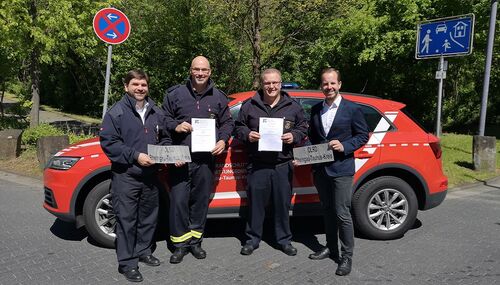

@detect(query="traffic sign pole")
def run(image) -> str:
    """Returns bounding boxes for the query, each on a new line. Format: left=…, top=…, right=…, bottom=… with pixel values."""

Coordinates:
left=436, top=56, right=444, bottom=137
left=415, top=14, right=474, bottom=138
left=93, top=7, right=131, bottom=118
left=102, top=45, right=113, bottom=118
left=479, top=0, right=498, bottom=136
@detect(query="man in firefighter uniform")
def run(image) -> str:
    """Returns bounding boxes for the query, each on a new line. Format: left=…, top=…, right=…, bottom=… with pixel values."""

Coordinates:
left=100, top=69, right=169, bottom=282
left=162, top=56, right=234, bottom=263
left=235, top=68, right=308, bottom=256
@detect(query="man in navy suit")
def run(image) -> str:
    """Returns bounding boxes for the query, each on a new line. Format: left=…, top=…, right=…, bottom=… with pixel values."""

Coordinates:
left=307, top=68, right=368, bottom=276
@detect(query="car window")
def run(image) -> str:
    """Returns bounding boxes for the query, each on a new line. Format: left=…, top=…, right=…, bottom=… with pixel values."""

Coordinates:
left=357, top=104, right=394, bottom=133
left=230, top=103, right=242, bottom=121
left=299, top=98, right=322, bottom=121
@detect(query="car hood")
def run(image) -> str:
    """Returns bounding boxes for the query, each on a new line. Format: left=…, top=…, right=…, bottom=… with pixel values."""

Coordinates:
left=54, top=137, right=103, bottom=157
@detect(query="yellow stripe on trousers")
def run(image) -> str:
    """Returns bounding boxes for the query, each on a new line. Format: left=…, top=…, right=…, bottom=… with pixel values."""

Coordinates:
left=170, top=232, right=192, bottom=243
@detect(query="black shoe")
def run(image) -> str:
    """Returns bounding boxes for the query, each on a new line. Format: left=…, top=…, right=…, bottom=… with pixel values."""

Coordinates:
left=170, top=248, right=188, bottom=264
left=191, top=244, right=207, bottom=259
left=281, top=244, right=297, bottom=256
left=240, top=244, right=254, bottom=255
left=308, top=247, right=330, bottom=260
left=139, top=255, right=161, bottom=266
left=335, top=256, right=352, bottom=276
left=118, top=268, right=143, bottom=282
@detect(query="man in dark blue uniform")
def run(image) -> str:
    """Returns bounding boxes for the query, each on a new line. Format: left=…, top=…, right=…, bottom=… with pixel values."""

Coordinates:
left=100, top=70, right=169, bottom=282
left=235, top=68, right=307, bottom=256
left=307, top=68, right=368, bottom=276
left=162, top=56, right=234, bottom=264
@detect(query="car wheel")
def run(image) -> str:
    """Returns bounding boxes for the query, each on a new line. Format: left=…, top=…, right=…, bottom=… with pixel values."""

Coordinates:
left=83, top=180, right=116, bottom=248
left=352, top=176, right=418, bottom=240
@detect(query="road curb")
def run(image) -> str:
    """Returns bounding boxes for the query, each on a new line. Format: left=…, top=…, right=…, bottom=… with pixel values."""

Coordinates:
left=0, top=170, right=42, bottom=188
left=448, top=175, right=500, bottom=192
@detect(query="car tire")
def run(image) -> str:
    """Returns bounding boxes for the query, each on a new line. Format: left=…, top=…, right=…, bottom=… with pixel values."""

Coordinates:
left=83, top=180, right=116, bottom=248
left=352, top=176, right=418, bottom=240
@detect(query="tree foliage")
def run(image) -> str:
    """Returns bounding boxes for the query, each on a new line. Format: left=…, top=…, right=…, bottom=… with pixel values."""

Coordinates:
left=0, top=0, right=498, bottom=133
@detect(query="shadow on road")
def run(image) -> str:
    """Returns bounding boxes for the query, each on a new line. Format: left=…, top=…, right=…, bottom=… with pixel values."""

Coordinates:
left=49, top=214, right=428, bottom=251
left=50, top=218, right=87, bottom=241
left=202, top=216, right=326, bottom=252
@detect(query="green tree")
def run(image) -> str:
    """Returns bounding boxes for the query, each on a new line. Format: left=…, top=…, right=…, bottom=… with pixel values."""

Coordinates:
left=205, top=0, right=332, bottom=89
left=0, top=0, right=113, bottom=126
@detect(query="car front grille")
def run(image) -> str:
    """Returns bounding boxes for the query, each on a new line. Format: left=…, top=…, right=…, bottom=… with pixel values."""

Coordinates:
left=44, top=187, right=58, bottom=209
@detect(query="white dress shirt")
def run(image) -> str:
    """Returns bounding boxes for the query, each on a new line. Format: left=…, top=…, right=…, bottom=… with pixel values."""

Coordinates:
left=136, top=101, right=149, bottom=124
left=320, top=95, right=342, bottom=135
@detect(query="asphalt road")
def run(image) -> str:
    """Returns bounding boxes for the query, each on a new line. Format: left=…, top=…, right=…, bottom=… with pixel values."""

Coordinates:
left=1, top=171, right=499, bottom=285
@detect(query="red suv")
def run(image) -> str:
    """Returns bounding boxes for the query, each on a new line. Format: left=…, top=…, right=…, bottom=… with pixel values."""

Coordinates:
left=43, top=91, right=448, bottom=248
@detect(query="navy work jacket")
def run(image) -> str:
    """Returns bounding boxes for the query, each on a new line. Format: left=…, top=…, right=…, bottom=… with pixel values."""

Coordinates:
left=235, top=90, right=308, bottom=165
left=100, top=94, right=169, bottom=175
left=308, top=98, right=369, bottom=177
left=162, top=78, right=234, bottom=156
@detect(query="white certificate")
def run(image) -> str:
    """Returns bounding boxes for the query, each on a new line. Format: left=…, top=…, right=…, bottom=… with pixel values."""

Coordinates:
left=258, top=117, right=283, bottom=152
left=191, top=118, right=216, bottom=152
left=293, top=143, right=334, bottom=165
left=147, top=144, right=192, bottom=164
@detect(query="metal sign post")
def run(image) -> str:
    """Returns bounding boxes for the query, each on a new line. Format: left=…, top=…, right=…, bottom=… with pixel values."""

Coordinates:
left=102, top=45, right=113, bottom=118
left=479, top=0, right=498, bottom=136
left=435, top=56, right=446, bottom=137
left=93, top=8, right=131, bottom=118
left=415, top=14, right=475, bottom=137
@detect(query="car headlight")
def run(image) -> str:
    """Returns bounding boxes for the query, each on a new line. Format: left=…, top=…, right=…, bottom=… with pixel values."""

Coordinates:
left=47, top=157, right=80, bottom=170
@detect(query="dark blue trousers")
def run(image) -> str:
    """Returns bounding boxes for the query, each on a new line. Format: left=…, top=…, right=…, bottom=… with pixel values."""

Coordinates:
left=111, top=171, right=159, bottom=271
left=313, top=168, right=354, bottom=258
left=168, top=161, right=214, bottom=248
left=245, top=161, right=293, bottom=247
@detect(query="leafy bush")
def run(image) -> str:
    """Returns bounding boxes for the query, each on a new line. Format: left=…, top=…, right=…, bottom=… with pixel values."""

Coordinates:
left=0, top=116, right=28, bottom=130
left=22, top=124, right=65, bottom=146
left=21, top=123, right=96, bottom=146
left=0, top=98, right=30, bottom=131
left=68, top=133, right=95, bottom=144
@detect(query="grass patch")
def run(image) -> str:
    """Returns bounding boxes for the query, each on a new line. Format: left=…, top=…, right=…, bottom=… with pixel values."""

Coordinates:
left=440, top=133, right=500, bottom=187
left=0, top=147, right=42, bottom=178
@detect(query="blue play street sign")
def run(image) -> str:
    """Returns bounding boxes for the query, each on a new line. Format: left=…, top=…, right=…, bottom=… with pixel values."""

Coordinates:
left=415, top=14, right=474, bottom=59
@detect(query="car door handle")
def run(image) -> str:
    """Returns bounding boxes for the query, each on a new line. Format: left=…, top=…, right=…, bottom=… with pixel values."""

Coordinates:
left=356, top=151, right=374, bottom=158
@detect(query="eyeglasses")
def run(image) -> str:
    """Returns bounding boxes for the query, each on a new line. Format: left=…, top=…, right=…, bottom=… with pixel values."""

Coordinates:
left=263, top=81, right=281, bottom=87
left=191, top=68, right=210, bottom=74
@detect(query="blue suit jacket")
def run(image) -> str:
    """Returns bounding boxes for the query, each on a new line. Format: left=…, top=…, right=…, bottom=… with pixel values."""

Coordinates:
left=308, top=98, right=369, bottom=177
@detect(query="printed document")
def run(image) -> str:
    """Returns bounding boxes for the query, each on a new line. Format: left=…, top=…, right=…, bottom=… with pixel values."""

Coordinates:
left=191, top=118, right=216, bottom=152
left=258, top=117, right=283, bottom=152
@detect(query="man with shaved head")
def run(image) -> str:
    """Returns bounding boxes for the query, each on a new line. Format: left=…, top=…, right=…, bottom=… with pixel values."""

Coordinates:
left=162, top=56, right=234, bottom=264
